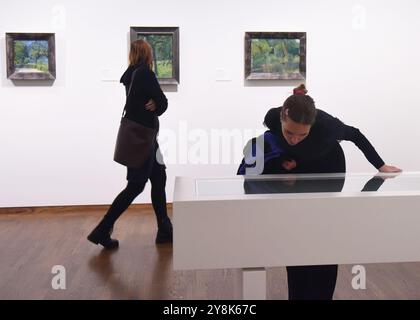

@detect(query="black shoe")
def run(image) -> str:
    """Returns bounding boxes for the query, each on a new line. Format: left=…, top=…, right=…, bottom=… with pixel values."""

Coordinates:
left=87, top=225, right=119, bottom=250
left=155, top=220, right=173, bottom=244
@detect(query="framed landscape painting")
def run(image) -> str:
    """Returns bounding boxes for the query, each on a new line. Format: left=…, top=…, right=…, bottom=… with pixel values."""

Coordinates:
left=245, top=32, right=306, bottom=80
left=6, top=33, right=56, bottom=80
left=130, top=26, right=179, bottom=85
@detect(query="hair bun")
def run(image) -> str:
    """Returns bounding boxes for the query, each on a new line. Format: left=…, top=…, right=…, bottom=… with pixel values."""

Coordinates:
left=293, top=84, right=308, bottom=95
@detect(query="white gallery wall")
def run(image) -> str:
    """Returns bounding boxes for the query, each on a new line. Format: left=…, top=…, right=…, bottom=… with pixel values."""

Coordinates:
left=0, top=0, right=419, bottom=207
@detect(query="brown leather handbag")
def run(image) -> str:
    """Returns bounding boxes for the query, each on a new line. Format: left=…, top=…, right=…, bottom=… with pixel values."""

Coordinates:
left=113, top=117, right=157, bottom=168
left=113, top=69, right=157, bottom=168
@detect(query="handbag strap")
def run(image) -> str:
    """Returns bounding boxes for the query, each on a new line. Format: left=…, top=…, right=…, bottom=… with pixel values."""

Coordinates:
left=121, top=67, right=140, bottom=117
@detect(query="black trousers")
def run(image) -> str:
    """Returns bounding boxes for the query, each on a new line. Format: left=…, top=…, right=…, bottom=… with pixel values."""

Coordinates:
left=286, top=143, right=346, bottom=300
left=100, top=143, right=169, bottom=230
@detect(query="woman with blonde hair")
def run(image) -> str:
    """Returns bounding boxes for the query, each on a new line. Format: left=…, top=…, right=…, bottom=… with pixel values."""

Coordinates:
left=87, top=39, right=172, bottom=249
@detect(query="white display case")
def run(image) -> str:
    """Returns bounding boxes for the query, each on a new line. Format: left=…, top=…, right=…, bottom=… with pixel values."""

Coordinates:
left=173, top=172, right=420, bottom=299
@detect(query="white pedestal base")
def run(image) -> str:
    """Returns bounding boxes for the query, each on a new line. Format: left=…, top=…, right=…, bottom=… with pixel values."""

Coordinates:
left=242, top=268, right=266, bottom=300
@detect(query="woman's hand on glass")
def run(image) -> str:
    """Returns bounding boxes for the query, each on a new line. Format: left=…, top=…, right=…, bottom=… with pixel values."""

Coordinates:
left=145, top=99, right=157, bottom=112
left=282, top=159, right=297, bottom=171
left=378, top=164, right=402, bottom=173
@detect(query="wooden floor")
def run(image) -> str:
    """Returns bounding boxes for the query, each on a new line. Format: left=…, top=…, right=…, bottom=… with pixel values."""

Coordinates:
left=1, top=207, right=420, bottom=300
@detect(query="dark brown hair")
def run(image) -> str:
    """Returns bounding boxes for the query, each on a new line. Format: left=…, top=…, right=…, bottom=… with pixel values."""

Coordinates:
left=281, top=84, right=317, bottom=125
left=129, top=39, right=153, bottom=69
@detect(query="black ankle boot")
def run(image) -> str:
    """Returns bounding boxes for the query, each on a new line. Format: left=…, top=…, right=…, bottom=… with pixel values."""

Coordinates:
left=87, top=224, right=119, bottom=250
left=155, top=218, right=173, bottom=244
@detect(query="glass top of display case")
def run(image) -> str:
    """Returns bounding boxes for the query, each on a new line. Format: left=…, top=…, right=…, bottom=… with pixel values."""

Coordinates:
left=191, top=172, right=420, bottom=198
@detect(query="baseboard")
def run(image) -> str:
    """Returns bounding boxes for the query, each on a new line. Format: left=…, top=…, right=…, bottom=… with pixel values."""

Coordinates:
left=0, top=203, right=173, bottom=215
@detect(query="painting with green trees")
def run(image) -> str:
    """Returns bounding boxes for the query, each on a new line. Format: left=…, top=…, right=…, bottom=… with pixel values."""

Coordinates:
left=14, top=40, right=49, bottom=73
left=251, top=38, right=300, bottom=78
left=139, top=35, right=173, bottom=78
left=130, top=27, right=179, bottom=84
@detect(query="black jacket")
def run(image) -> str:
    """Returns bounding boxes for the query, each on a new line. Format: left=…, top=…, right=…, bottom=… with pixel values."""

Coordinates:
left=120, top=64, right=168, bottom=130
left=264, top=107, right=385, bottom=169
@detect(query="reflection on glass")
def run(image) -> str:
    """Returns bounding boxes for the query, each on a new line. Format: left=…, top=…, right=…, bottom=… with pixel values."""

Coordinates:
left=244, top=176, right=345, bottom=194
left=360, top=176, right=386, bottom=192
left=243, top=175, right=388, bottom=195
left=194, top=172, right=415, bottom=197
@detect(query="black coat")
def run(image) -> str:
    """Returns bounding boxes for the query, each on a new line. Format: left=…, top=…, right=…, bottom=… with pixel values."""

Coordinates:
left=263, top=107, right=385, bottom=170
left=120, top=64, right=168, bottom=130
